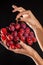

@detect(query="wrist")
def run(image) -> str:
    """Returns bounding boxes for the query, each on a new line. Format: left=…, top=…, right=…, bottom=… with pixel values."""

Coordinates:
left=33, top=24, right=43, bottom=33
left=32, top=50, right=43, bottom=65
left=27, top=48, right=35, bottom=57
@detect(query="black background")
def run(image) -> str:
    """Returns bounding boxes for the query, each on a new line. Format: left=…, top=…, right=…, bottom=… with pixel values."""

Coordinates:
left=0, top=0, right=43, bottom=65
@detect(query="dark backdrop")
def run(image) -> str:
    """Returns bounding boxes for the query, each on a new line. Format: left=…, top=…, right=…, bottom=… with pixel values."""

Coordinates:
left=0, top=0, right=43, bottom=65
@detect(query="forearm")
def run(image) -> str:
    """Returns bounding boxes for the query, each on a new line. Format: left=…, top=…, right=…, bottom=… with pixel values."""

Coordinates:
left=32, top=50, right=43, bottom=65
left=34, top=27, right=43, bottom=51
left=26, top=48, right=43, bottom=65
left=26, top=20, right=43, bottom=51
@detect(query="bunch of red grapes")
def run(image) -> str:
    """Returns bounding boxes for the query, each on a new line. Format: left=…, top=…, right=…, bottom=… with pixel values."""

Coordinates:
left=0, top=21, right=37, bottom=49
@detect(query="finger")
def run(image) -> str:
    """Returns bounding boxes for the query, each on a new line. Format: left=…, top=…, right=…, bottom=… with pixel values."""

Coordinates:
left=16, top=10, right=35, bottom=20
left=18, top=10, right=34, bottom=18
left=12, top=5, right=18, bottom=13
left=9, top=48, right=26, bottom=54
left=0, top=40, right=9, bottom=50
left=16, top=11, right=30, bottom=20
left=12, top=5, right=18, bottom=9
left=0, top=37, right=9, bottom=50
left=12, top=7, right=25, bottom=13
left=18, top=17, right=35, bottom=30
left=19, top=40, right=28, bottom=49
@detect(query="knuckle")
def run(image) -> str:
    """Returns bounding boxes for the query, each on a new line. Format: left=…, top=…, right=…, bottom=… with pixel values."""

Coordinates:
left=19, top=7, right=24, bottom=10
left=19, top=7, right=22, bottom=9
left=28, top=10, right=31, bottom=13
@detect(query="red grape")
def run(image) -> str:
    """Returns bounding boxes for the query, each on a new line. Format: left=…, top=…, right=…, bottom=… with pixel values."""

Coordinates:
left=16, top=44, right=21, bottom=48
left=10, top=22, right=15, bottom=26
left=15, top=23, right=20, bottom=30
left=12, top=31, right=17, bottom=37
left=20, top=36, right=25, bottom=42
left=1, top=34, right=6, bottom=41
left=9, top=24, right=15, bottom=31
left=19, top=28, right=24, bottom=35
left=24, top=32, right=28, bottom=38
left=14, top=36, right=19, bottom=42
left=27, top=36, right=33, bottom=45
left=32, top=37, right=36, bottom=43
left=10, top=44, right=15, bottom=49
left=17, top=32, right=22, bottom=38
left=0, top=21, right=37, bottom=49
left=7, top=34, right=13, bottom=41
left=29, top=31, right=34, bottom=37
left=25, top=27, right=30, bottom=34
left=21, top=22, right=26, bottom=29
left=1, top=28, right=7, bottom=35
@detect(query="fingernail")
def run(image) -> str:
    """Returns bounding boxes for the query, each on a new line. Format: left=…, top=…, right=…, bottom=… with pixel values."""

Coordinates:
left=17, top=18, right=21, bottom=21
left=12, top=5, right=14, bottom=7
left=20, top=16, right=23, bottom=17
left=18, top=40, right=20, bottom=43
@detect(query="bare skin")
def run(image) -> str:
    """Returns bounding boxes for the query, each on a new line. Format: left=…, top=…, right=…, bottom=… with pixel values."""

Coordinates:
left=0, top=5, right=43, bottom=65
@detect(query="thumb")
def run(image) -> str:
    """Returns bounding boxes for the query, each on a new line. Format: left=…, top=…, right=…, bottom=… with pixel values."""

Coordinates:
left=19, top=40, right=28, bottom=49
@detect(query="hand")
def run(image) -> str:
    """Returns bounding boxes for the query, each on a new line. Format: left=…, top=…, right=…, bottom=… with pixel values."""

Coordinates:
left=0, top=37, right=34, bottom=57
left=9, top=41, right=43, bottom=65
left=12, top=5, right=43, bottom=51
left=1, top=39, right=43, bottom=65
left=9, top=40, right=34, bottom=57
left=12, top=5, right=42, bottom=31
